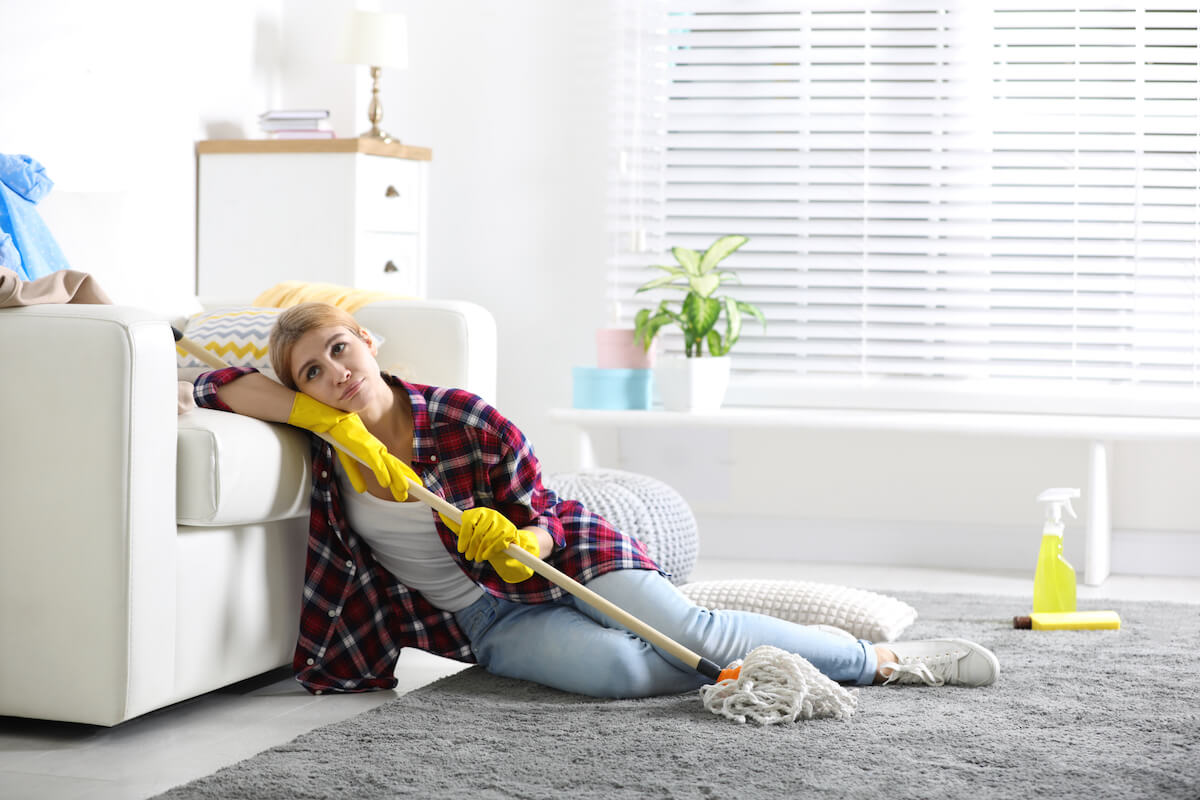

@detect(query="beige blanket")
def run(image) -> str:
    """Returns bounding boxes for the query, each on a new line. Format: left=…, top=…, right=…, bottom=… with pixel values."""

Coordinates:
left=0, top=266, right=112, bottom=306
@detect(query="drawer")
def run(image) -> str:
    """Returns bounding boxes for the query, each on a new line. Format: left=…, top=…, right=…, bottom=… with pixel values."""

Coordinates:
left=357, top=156, right=420, bottom=233
left=354, top=232, right=421, bottom=294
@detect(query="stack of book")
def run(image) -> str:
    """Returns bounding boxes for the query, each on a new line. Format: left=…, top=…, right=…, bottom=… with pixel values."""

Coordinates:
left=258, top=110, right=335, bottom=139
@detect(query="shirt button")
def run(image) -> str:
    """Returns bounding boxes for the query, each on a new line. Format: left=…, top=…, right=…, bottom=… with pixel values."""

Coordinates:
left=430, top=455, right=437, bottom=462
left=328, top=608, right=339, bottom=617
left=306, top=658, right=315, bottom=665
left=345, top=560, right=354, bottom=568
left=321, top=470, right=328, bottom=478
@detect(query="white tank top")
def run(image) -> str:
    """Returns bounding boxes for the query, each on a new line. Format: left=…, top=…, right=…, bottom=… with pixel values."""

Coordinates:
left=335, top=460, right=484, bottom=613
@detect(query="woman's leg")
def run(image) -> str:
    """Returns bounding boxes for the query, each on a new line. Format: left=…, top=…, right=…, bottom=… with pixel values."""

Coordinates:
left=453, top=590, right=724, bottom=698
left=575, top=569, right=879, bottom=687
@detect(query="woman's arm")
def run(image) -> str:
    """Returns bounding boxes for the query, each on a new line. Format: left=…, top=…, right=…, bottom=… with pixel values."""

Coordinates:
left=213, top=371, right=296, bottom=423
left=523, top=526, right=554, bottom=558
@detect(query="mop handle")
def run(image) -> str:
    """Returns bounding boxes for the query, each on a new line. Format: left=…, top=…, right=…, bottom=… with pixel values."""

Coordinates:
left=399, top=476, right=725, bottom=681
left=312, top=430, right=726, bottom=682
left=172, top=326, right=229, bottom=370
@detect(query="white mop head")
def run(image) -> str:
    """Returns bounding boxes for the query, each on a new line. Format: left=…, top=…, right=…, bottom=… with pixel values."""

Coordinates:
left=699, top=645, right=859, bottom=725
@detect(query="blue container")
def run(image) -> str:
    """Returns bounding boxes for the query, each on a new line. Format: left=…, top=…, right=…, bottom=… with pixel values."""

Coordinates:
left=572, top=367, right=654, bottom=410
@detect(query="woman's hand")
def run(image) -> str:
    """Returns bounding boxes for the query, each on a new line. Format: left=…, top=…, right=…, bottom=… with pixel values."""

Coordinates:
left=287, top=393, right=418, bottom=501
left=439, top=507, right=540, bottom=583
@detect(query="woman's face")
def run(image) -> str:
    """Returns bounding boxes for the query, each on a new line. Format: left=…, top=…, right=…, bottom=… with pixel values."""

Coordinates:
left=289, top=324, right=382, bottom=412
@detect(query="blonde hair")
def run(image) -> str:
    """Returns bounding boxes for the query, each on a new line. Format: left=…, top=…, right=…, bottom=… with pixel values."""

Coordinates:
left=268, top=302, right=366, bottom=389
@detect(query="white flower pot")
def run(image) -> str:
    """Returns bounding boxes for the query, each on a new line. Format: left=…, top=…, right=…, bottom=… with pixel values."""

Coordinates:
left=654, top=356, right=731, bottom=412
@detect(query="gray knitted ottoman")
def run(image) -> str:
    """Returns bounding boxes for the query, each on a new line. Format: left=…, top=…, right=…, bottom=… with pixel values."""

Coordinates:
left=543, top=468, right=699, bottom=584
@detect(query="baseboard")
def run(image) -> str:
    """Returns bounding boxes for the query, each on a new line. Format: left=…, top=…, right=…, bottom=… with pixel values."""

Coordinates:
left=694, top=513, right=1200, bottom=579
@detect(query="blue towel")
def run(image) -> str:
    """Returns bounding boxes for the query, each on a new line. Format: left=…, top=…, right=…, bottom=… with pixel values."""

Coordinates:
left=0, top=153, right=71, bottom=280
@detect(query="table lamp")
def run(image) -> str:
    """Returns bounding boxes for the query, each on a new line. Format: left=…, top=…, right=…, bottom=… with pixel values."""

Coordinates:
left=338, top=10, right=409, bottom=143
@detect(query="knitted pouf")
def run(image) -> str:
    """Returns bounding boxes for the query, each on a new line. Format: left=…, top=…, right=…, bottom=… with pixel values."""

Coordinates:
left=544, top=469, right=699, bottom=584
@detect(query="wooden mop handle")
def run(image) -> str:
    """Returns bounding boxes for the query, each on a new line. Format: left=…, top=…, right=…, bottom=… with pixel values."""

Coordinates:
left=400, top=478, right=724, bottom=680
left=172, top=326, right=229, bottom=370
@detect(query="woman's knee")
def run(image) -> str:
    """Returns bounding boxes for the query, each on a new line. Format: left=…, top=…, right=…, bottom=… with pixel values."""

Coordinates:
left=584, top=644, right=670, bottom=698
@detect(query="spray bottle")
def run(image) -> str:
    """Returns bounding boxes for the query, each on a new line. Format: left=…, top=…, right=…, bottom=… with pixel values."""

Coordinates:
left=1032, top=488, right=1079, bottom=614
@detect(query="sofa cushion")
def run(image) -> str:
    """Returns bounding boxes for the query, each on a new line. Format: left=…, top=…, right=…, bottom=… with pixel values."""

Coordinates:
left=177, top=409, right=311, bottom=526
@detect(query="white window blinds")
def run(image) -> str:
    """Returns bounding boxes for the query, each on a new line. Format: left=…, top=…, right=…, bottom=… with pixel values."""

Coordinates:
left=609, top=0, right=1200, bottom=414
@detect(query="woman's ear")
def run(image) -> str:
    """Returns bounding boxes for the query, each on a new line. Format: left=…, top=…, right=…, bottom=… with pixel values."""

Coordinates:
left=358, top=327, right=379, bottom=356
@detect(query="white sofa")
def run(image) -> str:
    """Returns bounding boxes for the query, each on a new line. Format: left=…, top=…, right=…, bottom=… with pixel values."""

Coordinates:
left=0, top=298, right=496, bottom=726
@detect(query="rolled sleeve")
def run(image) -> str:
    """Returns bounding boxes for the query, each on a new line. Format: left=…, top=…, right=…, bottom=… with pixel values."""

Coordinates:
left=193, top=366, right=259, bottom=411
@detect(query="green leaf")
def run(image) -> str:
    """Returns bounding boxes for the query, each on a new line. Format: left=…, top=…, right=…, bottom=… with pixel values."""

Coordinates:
left=688, top=273, right=721, bottom=298
left=737, top=301, right=768, bottom=329
left=723, top=296, right=742, bottom=350
left=682, top=293, right=721, bottom=339
left=636, top=273, right=685, bottom=293
left=698, top=235, right=748, bottom=273
left=673, top=247, right=702, bottom=276
left=634, top=310, right=674, bottom=350
left=707, top=329, right=728, bottom=357
left=633, top=307, right=649, bottom=335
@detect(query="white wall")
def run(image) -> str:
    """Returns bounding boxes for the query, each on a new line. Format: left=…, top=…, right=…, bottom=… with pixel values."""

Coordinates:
left=4, top=0, right=1197, bottom=578
left=379, top=0, right=613, bottom=472
left=0, top=0, right=296, bottom=309
left=1, top=0, right=607, bottom=458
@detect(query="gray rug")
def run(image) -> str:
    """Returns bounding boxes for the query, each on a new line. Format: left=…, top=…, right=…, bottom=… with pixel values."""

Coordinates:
left=156, top=592, right=1200, bottom=799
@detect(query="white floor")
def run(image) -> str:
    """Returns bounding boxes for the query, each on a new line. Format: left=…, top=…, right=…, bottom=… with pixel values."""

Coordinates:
left=2, top=559, right=1197, bottom=800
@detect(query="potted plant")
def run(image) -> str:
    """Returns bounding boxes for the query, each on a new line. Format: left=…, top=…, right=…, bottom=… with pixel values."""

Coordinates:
left=633, top=234, right=766, bottom=411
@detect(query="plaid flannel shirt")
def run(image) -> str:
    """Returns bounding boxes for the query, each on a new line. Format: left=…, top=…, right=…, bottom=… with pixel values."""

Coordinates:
left=193, top=368, right=659, bottom=694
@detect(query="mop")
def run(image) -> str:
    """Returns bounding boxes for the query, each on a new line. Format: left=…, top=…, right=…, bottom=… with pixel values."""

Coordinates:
left=395, top=474, right=859, bottom=725
left=180, top=329, right=858, bottom=724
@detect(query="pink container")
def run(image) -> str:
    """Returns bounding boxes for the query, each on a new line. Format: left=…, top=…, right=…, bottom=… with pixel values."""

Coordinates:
left=596, top=328, right=656, bottom=369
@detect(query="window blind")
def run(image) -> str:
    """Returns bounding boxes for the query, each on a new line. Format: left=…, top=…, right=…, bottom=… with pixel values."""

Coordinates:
left=608, top=0, right=1200, bottom=414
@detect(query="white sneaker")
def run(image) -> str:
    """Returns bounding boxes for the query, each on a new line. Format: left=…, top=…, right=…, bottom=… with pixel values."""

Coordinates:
left=880, top=638, right=999, bottom=687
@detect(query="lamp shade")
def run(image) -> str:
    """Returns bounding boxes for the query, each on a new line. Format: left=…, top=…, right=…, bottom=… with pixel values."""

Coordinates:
left=338, top=10, right=408, bottom=69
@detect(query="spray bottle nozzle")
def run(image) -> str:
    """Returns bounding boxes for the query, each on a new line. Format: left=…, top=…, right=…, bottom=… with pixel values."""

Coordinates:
left=1036, top=487, right=1080, bottom=524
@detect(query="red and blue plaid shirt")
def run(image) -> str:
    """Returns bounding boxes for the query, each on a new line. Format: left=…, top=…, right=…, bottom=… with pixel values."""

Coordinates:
left=194, top=368, right=659, bottom=694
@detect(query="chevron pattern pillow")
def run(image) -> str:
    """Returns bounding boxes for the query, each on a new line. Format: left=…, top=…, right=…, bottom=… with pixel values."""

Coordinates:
left=176, top=306, right=383, bottom=374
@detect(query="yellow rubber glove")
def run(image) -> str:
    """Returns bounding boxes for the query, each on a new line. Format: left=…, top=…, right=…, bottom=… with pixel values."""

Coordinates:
left=438, top=508, right=539, bottom=583
left=288, top=393, right=419, bottom=502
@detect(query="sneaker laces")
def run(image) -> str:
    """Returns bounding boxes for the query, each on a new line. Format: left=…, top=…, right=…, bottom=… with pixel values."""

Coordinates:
left=880, top=652, right=957, bottom=686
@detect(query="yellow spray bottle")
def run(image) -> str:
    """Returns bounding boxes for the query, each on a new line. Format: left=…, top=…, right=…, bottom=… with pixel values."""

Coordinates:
left=1033, top=488, right=1079, bottom=614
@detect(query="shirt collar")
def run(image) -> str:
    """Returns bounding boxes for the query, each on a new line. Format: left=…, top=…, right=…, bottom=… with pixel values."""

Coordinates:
left=384, top=373, right=435, bottom=465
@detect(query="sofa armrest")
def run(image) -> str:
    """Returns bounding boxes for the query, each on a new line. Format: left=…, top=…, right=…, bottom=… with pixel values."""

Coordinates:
left=0, top=304, right=178, bottom=724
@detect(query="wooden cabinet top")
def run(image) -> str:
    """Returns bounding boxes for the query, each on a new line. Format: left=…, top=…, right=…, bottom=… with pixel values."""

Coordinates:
left=196, top=138, right=432, bottom=160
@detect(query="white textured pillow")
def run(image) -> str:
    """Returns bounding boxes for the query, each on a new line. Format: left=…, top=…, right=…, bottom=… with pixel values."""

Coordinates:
left=680, top=579, right=917, bottom=643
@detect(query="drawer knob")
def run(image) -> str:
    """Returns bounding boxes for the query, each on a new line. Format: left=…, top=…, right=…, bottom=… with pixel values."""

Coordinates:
left=383, top=260, right=399, bottom=273
left=385, top=185, right=400, bottom=198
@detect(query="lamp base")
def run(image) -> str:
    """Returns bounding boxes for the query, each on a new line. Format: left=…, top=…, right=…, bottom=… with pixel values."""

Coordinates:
left=359, top=126, right=400, bottom=144
left=361, top=66, right=401, bottom=145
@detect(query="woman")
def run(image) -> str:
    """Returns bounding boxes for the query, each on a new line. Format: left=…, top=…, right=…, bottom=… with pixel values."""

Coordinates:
left=194, top=302, right=1000, bottom=697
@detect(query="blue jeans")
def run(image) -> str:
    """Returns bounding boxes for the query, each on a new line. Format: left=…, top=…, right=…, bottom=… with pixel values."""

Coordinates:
left=452, top=569, right=879, bottom=698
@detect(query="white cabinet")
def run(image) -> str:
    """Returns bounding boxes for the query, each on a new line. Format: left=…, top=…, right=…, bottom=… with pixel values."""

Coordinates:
left=196, top=139, right=431, bottom=298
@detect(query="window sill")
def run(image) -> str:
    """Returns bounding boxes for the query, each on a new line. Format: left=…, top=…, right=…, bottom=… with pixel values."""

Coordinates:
left=549, top=406, right=1200, bottom=441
